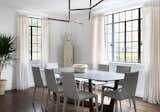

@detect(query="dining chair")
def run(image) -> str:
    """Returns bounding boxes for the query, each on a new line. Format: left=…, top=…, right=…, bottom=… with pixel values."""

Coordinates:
left=102, top=65, right=131, bottom=90
left=44, top=69, right=63, bottom=112
left=32, top=66, right=45, bottom=110
left=45, top=62, right=61, bottom=84
left=61, top=72, right=98, bottom=112
left=101, top=71, right=139, bottom=112
left=92, top=64, right=109, bottom=92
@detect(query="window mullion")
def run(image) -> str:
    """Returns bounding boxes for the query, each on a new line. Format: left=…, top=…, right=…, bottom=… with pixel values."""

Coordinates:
left=124, top=21, right=127, bottom=62
left=31, top=26, right=33, bottom=61
left=138, top=8, right=141, bottom=63
left=112, top=14, right=115, bottom=62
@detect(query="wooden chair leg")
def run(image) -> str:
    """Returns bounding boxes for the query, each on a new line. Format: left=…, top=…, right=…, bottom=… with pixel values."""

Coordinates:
left=101, top=95, right=104, bottom=112
left=132, top=97, right=137, bottom=112
left=63, top=97, right=67, bottom=112
left=95, top=97, right=98, bottom=112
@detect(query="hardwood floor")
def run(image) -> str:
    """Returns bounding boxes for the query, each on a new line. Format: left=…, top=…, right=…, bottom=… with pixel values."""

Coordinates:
left=0, top=88, right=159, bottom=112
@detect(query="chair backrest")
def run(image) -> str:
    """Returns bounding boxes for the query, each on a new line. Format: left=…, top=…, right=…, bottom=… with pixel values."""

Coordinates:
left=121, top=72, right=139, bottom=98
left=61, top=72, right=79, bottom=99
left=116, top=65, right=131, bottom=73
left=45, top=69, right=58, bottom=92
left=32, top=67, right=43, bottom=87
left=45, top=63, right=58, bottom=69
left=98, top=64, right=109, bottom=71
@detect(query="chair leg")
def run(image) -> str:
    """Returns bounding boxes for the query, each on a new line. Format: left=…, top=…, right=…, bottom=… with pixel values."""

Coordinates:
left=119, top=101, right=122, bottom=112
left=63, top=97, right=67, bottom=112
left=45, top=90, right=49, bottom=112
left=132, top=97, right=137, bottom=112
left=101, top=94, right=104, bottom=112
left=32, top=87, right=37, bottom=104
left=114, top=101, right=118, bottom=112
left=95, top=97, right=98, bottom=112
left=56, top=94, right=60, bottom=112
left=82, top=100, right=84, bottom=112
left=129, top=98, right=131, bottom=107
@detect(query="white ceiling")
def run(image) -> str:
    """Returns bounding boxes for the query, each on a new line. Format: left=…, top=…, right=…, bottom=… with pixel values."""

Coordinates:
left=0, top=0, right=146, bottom=16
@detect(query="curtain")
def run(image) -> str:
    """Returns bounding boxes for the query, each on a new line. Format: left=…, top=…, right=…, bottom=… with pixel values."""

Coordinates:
left=91, top=15, right=105, bottom=69
left=41, top=18, right=49, bottom=68
left=16, top=15, right=33, bottom=90
left=143, top=0, right=160, bottom=104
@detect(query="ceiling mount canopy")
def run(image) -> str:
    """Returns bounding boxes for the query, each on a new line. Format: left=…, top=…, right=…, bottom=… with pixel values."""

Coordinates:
left=48, top=0, right=105, bottom=24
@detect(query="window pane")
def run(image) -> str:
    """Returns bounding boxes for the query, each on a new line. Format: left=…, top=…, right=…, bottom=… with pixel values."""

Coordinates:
left=32, top=44, right=38, bottom=52
left=126, top=32, right=132, bottom=42
left=132, top=9, right=138, bottom=19
left=120, top=12, right=125, bottom=21
left=32, top=19, right=38, bottom=26
left=107, top=25, right=112, bottom=34
left=108, top=15, right=112, bottom=24
left=32, top=36, right=37, bottom=43
left=120, top=23, right=125, bottom=32
left=132, top=53, right=138, bottom=62
left=132, top=42, right=138, bottom=52
left=126, top=53, right=132, bottom=62
left=120, top=43, right=124, bottom=52
left=119, top=33, right=124, bottom=42
left=114, top=13, right=119, bottom=23
left=32, top=53, right=37, bottom=60
left=38, top=28, right=42, bottom=35
left=114, top=23, right=119, bottom=33
left=126, top=11, right=132, bottom=20
left=132, top=20, right=138, bottom=31
left=38, top=19, right=42, bottom=26
left=32, top=28, right=37, bottom=35
left=115, top=33, right=119, bottom=42
left=132, top=31, right=138, bottom=41
left=126, top=42, right=132, bottom=52
left=126, top=22, right=132, bottom=31
left=107, top=34, right=112, bottom=43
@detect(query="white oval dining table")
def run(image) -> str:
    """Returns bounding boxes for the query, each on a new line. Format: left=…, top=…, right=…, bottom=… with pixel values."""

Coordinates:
left=57, top=67, right=124, bottom=112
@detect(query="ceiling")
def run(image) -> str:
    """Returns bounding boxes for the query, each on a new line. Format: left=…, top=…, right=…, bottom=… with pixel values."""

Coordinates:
left=0, top=0, right=146, bottom=16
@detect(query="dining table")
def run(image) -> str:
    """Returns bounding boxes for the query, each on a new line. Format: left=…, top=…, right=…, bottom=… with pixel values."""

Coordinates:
left=56, top=67, right=124, bottom=112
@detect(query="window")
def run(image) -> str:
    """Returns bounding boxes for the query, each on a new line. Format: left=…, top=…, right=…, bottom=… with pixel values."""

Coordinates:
left=105, top=8, right=143, bottom=63
left=29, top=18, right=42, bottom=61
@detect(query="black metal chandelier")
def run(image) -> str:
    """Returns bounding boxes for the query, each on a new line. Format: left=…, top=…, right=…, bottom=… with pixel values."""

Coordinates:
left=48, top=0, right=104, bottom=23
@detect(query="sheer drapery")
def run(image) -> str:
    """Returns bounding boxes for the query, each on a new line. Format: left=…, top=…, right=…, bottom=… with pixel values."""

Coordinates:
left=91, top=16, right=105, bottom=69
left=143, top=0, right=160, bottom=104
left=41, top=18, right=49, bottom=68
left=16, top=15, right=33, bottom=90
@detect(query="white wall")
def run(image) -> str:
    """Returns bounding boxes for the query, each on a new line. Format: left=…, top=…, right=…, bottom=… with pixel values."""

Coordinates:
left=0, top=7, right=17, bottom=90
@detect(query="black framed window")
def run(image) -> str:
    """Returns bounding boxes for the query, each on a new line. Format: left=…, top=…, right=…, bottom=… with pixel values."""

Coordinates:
left=105, top=8, right=143, bottom=63
left=29, top=18, right=42, bottom=61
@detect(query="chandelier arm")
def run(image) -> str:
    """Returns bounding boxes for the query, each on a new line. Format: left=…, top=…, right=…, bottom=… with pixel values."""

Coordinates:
left=48, top=18, right=69, bottom=22
left=91, top=0, right=104, bottom=9
left=89, top=0, right=92, bottom=20
left=70, top=8, right=90, bottom=11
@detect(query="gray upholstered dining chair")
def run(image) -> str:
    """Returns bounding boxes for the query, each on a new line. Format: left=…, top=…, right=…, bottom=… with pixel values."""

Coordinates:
left=45, top=62, right=61, bottom=83
left=98, top=64, right=109, bottom=71
left=101, top=71, right=139, bottom=112
left=92, top=64, right=110, bottom=91
left=62, top=72, right=98, bottom=112
left=32, top=66, right=45, bottom=110
left=102, top=65, right=131, bottom=90
left=44, top=69, right=63, bottom=112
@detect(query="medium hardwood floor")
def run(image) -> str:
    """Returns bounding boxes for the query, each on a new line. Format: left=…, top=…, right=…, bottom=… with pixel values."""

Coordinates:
left=0, top=88, right=159, bottom=112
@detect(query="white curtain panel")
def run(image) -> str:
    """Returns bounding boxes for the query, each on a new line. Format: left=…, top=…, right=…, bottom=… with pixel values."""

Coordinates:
left=91, top=16, right=105, bottom=69
left=143, top=0, right=160, bottom=104
left=16, top=15, right=33, bottom=90
left=41, top=18, right=49, bottom=68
